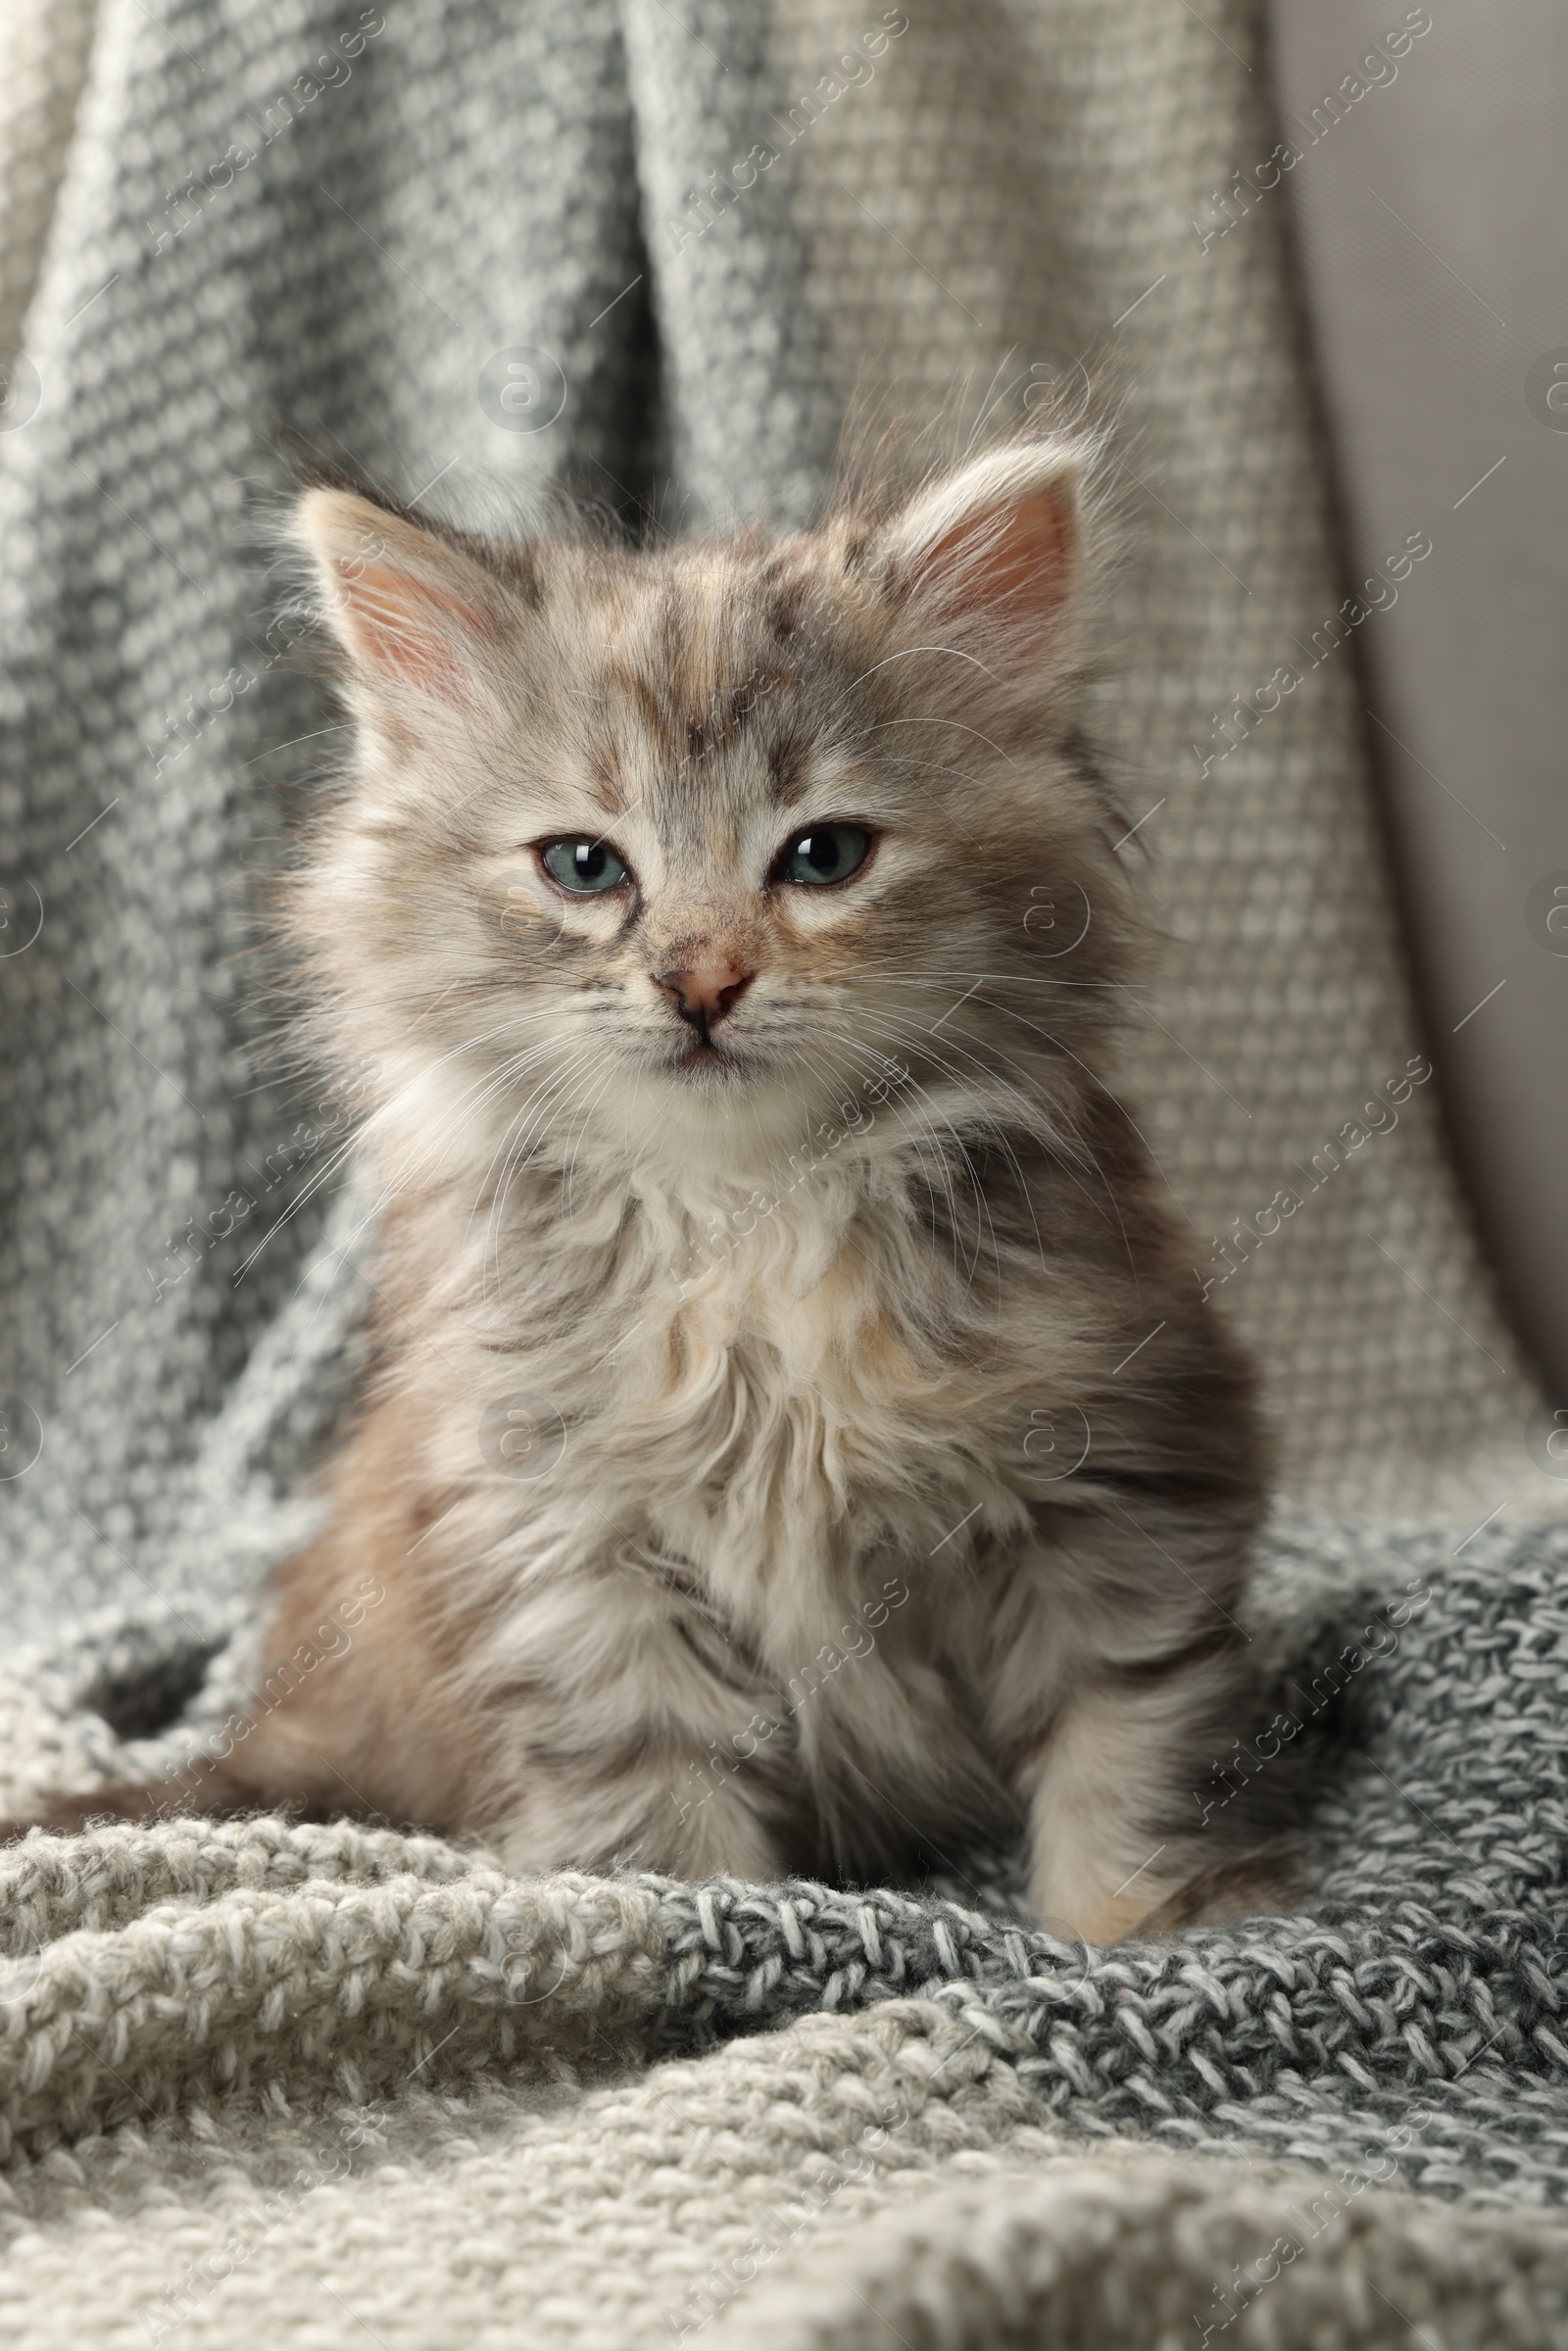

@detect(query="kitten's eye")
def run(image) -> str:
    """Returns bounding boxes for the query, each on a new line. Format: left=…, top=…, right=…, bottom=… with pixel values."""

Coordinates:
left=539, top=838, right=629, bottom=895
left=776, top=823, right=872, bottom=888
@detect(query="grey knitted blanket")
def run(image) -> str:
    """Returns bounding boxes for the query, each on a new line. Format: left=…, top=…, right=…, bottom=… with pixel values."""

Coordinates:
left=3, top=1, right=1565, bottom=2343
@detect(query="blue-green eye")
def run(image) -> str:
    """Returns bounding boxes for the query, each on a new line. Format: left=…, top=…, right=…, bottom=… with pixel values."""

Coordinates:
left=540, top=838, right=629, bottom=894
left=776, top=823, right=872, bottom=888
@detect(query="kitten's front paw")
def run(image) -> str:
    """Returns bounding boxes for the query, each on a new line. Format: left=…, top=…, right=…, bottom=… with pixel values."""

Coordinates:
left=1036, top=1887, right=1164, bottom=1948
left=1134, top=1849, right=1298, bottom=1934
left=1030, top=1845, right=1296, bottom=1946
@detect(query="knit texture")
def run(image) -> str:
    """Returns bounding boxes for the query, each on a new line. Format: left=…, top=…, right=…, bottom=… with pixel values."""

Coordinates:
left=0, top=0, right=99, bottom=354
left=2, top=1, right=1566, bottom=2344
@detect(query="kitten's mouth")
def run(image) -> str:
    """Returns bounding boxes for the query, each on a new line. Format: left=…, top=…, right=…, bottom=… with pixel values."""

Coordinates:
left=669, top=1033, right=753, bottom=1081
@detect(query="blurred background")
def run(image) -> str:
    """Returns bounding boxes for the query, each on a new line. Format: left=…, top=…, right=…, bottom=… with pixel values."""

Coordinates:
left=1267, top=0, right=1568, bottom=1399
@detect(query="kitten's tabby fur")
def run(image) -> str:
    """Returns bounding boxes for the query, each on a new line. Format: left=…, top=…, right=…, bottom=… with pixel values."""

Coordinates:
left=13, top=429, right=1288, bottom=1940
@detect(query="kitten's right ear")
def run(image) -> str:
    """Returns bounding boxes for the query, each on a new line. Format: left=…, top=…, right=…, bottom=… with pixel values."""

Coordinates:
left=293, top=489, right=504, bottom=699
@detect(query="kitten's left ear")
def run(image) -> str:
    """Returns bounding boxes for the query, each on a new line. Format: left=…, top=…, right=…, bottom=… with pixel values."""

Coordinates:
left=871, top=440, right=1083, bottom=673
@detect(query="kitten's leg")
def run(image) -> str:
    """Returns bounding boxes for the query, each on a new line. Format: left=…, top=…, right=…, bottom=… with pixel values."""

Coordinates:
left=481, top=1737, right=793, bottom=1884
left=1023, top=1647, right=1292, bottom=1943
left=466, top=1601, right=803, bottom=1882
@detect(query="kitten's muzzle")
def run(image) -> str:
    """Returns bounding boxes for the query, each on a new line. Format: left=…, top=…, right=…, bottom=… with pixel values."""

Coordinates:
left=654, top=959, right=756, bottom=1041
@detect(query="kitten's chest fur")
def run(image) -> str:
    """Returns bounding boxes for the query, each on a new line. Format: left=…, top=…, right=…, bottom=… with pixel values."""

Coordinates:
left=396, top=1154, right=1045, bottom=1670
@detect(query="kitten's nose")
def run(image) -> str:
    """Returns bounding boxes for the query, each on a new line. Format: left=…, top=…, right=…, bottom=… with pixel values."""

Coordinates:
left=655, top=959, right=755, bottom=1035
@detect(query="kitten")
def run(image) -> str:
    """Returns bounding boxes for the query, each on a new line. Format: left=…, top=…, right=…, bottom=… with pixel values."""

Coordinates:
left=11, top=430, right=1286, bottom=1942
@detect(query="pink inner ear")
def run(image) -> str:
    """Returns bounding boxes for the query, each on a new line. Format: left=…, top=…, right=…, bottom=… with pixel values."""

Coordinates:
left=334, top=558, right=491, bottom=690
left=910, top=485, right=1074, bottom=652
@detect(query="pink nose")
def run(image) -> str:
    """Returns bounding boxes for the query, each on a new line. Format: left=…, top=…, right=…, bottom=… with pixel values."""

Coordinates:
left=655, top=960, right=755, bottom=1033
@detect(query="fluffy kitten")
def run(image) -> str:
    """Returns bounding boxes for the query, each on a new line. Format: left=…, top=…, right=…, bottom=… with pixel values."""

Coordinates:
left=15, top=430, right=1285, bottom=1941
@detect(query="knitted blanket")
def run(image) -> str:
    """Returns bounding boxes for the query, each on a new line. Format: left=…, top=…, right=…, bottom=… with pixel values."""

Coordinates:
left=3, top=1, right=1565, bottom=2343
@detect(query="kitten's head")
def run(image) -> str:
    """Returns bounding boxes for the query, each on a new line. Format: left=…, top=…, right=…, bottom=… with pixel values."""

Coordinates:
left=290, top=432, right=1134, bottom=1183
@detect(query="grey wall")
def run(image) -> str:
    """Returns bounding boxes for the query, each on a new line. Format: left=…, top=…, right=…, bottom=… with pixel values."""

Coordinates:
left=1265, top=0, right=1568, bottom=1392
